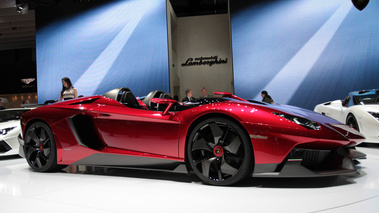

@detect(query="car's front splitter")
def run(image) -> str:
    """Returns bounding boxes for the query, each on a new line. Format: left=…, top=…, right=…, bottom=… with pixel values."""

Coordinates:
left=253, top=147, right=366, bottom=178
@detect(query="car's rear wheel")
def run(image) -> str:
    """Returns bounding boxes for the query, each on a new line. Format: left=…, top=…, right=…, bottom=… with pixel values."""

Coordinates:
left=346, top=114, right=360, bottom=132
left=24, top=122, right=59, bottom=172
left=187, top=117, right=254, bottom=186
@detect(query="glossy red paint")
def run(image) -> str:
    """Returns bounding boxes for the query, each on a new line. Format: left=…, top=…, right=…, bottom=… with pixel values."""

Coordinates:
left=93, top=107, right=180, bottom=157
left=19, top=90, right=366, bottom=184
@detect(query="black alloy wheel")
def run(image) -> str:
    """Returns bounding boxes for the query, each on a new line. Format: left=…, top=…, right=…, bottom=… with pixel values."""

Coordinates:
left=187, top=117, right=254, bottom=186
left=346, top=114, right=360, bottom=132
left=24, top=122, right=59, bottom=172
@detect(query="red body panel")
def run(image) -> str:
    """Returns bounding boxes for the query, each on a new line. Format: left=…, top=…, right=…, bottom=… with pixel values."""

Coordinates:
left=20, top=95, right=365, bottom=168
left=91, top=106, right=180, bottom=157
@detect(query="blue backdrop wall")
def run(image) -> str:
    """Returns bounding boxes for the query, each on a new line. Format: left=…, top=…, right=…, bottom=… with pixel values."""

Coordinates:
left=36, top=0, right=169, bottom=103
left=231, top=0, right=379, bottom=109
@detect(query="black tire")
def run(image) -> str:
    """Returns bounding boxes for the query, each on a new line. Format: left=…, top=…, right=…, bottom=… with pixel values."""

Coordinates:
left=346, top=114, right=360, bottom=132
left=187, top=117, right=254, bottom=186
left=24, top=122, right=59, bottom=172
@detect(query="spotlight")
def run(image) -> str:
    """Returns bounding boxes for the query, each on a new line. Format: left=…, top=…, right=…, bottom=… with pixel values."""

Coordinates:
left=16, top=3, right=28, bottom=14
left=352, top=0, right=370, bottom=11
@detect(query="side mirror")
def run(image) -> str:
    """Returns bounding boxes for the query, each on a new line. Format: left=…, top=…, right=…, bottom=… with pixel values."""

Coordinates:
left=352, top=0, right=369, bottom=11
left=150, top=98, right=177, bottom=115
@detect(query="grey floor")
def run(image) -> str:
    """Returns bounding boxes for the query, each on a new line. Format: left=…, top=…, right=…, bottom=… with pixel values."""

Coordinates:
left=1, top=146, right=378, bottom=213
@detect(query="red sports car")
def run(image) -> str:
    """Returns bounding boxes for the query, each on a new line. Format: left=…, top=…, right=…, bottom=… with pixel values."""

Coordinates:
left=18, top=88, right=366, bottom=186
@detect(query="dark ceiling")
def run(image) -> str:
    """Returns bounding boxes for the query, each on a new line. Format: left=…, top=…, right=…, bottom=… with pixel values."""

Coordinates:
left=22, top=0, right=228, bottom=17
left=169, top=0, right=228, bottom=17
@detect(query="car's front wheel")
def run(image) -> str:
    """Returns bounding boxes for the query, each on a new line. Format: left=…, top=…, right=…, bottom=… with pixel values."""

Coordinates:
left=24, top=122, right=59, bottom=172
left=187, top=117, right=254, bottom=186
left=346, top=114, right=360, bottom=132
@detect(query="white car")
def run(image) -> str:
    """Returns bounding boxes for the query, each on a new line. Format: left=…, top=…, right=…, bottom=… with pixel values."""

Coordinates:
left=314, top=89, right=379, bottom=143
left=0, top=108, right=32, bottom=156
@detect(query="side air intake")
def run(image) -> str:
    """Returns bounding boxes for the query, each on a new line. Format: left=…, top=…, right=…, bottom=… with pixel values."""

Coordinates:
left=67, top=114, right=105, bottom=150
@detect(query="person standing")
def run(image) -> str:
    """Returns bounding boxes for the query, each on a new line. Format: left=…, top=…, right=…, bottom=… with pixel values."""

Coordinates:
left=182, top=88, right=197, bottom=102
left=59, top=77, right=78, bottom=101
left=200, top=87, right=212, bottom=98
left=261, top=90, right=274, bottom=104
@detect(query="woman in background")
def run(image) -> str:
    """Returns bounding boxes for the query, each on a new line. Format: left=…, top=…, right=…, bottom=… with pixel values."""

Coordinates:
left=261, top=90, right=274, bottom=104
left=59, top=77, right=78, bottom=101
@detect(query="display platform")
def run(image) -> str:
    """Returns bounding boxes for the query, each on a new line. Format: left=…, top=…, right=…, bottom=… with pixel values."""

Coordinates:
left=1, top=147, right=379, bottom=213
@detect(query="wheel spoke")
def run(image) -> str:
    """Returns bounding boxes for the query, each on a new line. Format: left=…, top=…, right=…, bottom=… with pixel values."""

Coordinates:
left=26, top=146, right=39, bottom=157
left=217, top=167, right=223, bottom=180
left=39, top=152, right=48, bottom=162
left=26, top=131, right=38, bottom=144
left=200, top=157, right=217, bottom=177
left=24, top=122, right=58, bottom=172
left=224, top=136, right=241, bottom=154
left=210, top=158, right=225, bottom=181
left=188, top=118, right=253, bottom=185
left=40, top=128, right=47, bottom=141
left=209, top=123, right=223, bottom=144
left=26, top=149, right=38, bottom=164
left=197, top=126, right=214, bottom=146
left=347, top=116, right=359, bottom=131
left=35, top=155, right=43, bottom=168
left=193, top=152, right=209, bottom=164
left=224, top=152, right=243, bottom=169
left=192, top=137, right=213, bottom=152
left=42, top=138, right=50, bottom=148
left=219, top=125, right=231, bottom=146
left=351, top=122, right=358, bottom=130
left=43, top=147, right=51, bottom=156
left=24, top=140, right=38, bottom=148
left=220, top=157, right=238, bottom=175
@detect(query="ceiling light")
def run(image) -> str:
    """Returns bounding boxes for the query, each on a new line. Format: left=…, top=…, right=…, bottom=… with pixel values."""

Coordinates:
left=352, top=0, right=370, bottom=11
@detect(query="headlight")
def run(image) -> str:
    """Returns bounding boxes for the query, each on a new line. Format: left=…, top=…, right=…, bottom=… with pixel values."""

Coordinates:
left=272, top=112, right=321, bottom=130
left=0, top=126, right=16, bottom=135
left=368, top=111, right=379, bottom=121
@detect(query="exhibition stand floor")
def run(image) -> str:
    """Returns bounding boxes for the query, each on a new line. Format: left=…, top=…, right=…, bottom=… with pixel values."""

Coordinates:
left=1, top=146, right=379, bottom=213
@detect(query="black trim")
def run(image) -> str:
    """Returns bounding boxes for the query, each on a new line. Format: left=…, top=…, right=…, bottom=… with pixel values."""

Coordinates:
left=69, top=97, right=100, bottom=105
left=253, top=163, right=278, bottom=173
left=102, top=87, right=130, bottom=102
left=142, top=90, right=164, bottom=110
left=253, top=147, right=365, bottom=178
left=67, top=114, right=105, bottom=150
left=71, top=153, right=188, bottom=173
left=0, top=140, right=12, bottom=153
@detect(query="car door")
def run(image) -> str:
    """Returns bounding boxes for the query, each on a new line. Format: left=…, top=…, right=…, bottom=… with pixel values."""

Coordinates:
left=90, top=105, right=181, bottom=158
